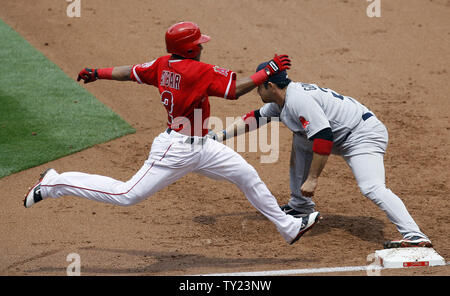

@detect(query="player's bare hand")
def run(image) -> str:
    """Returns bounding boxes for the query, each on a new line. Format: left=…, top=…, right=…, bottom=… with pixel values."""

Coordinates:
left=207, top=130, right=225, bottom=142
left=301, top=178, right=318, bottom=197
left=77, top=68, right=98, bottom=84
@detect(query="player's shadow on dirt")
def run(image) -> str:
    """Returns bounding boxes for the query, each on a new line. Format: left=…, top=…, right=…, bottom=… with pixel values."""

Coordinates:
left=25, top=247, right=318, bottom=275
left=306, top=214, right=387, bottom=243
left=193, top=212, right=387, bottom=244
left=192, top=211, right=264, bottom=225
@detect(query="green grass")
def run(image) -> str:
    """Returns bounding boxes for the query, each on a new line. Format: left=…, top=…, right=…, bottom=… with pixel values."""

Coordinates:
left=0, top=18, right=135, bottom=178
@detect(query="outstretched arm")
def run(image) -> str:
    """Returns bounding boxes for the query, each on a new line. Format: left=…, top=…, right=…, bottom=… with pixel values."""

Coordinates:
left=212, top=110, right=269, bottom=142
left=77, top=66, right=133, bottom=83
left=112, top=66, right=133, bottom=81
left=235, top=77, right=257, bottom=98
left=212, top=116, right=246, bottom=142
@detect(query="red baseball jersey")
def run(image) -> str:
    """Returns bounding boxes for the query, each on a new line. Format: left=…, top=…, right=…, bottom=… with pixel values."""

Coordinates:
left=131, top=55, right=237, bottom=136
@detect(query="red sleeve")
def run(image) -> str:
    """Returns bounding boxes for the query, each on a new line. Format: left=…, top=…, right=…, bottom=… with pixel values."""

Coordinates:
left=130, top=59, right=159, bottom=86
left=207, top=65, right=237, bottom=100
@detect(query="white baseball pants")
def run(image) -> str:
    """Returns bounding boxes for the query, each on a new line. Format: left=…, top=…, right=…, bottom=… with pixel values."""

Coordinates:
left=40, top=130, right=303, bottom=243
left=344, top=152, right=426, bottom=238
left=288, top=116, right=427, bottom=239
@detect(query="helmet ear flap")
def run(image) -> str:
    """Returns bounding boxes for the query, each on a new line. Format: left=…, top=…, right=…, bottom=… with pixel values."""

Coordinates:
left=165, top=22, right=210, bottom=59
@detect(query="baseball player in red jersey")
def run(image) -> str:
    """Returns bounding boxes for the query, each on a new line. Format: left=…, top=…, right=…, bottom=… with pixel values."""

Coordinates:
left=24, top=22, right=320, bottom=245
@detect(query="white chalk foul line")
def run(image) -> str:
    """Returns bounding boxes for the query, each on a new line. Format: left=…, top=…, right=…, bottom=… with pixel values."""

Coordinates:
left=192, top=261, right=450, bottom=276
left=193, top=265, right=376, bottom=276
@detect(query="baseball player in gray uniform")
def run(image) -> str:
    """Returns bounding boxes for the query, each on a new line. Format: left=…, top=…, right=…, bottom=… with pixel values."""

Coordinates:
left=213, top=61, right=432, bottom=249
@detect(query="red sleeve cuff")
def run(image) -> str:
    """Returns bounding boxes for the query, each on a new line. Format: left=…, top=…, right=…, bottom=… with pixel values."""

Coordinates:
left=242, top=110, right=255, bottom=121
left=312, top=138, right=333, bottom=155
left=96, top=67, right=113, bottom=80
left=250, top=69, right=269, bottom=85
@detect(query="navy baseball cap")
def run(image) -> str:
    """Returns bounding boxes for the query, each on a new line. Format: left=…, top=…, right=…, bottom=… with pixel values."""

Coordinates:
left=256, top=61, right=291, bottom=86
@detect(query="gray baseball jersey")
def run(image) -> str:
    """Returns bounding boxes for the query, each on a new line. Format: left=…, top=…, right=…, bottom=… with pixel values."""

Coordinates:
left=259, top=82, right=375, bottom=154
left=259, top=82, right=427, bottom=239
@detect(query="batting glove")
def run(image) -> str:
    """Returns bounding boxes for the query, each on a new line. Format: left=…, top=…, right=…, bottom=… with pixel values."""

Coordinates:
left=77, top=68, right=98, bottom=84
left=265, top=54, right=291, bottom=76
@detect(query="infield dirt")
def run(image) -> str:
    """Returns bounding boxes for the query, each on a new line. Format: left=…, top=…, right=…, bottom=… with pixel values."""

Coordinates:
left=0, top=0, right=449, bottom=276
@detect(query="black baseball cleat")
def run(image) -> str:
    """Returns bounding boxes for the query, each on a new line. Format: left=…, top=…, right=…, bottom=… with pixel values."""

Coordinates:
left=383, top=236, right=433, bottom=249
left=23, top=168, right=56, bottom=208
left=290, top=211, right=321, bottom=245
left=281, top=204, right=315, bottom=218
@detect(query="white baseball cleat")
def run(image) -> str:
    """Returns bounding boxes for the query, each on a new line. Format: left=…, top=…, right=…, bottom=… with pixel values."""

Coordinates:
left=23, top=168, right=56, bottom=208
left=290, top=211, right=321, bottom=245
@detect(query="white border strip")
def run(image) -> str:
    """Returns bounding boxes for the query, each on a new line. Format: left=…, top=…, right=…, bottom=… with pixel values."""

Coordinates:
left=224, top=71, right=235, bottom=99
left=192, top=261, right=450, bottom=276
left=132, top=65, right=143, bottom=84
left=193, top=265, right=374, bottom=276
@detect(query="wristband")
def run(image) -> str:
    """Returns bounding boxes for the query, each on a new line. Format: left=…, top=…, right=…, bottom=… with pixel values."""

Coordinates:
left=242, top=110, right=256, bottom=121
left=95, top=67, right=114, bottom=80
left=250, top=69, right=269, bottom=85
left=312, top=138, right=333, bottom=155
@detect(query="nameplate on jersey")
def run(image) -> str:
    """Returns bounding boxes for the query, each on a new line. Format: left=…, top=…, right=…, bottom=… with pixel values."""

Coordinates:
left=160, top=70, right=181, bottom=90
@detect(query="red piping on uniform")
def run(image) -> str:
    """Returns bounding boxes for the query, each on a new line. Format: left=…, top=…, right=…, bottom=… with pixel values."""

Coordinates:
left=41, top=144, right=173, bottom=196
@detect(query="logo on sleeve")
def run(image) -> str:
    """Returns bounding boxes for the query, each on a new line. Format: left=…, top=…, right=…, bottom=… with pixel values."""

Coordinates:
left=299, top=116, right=310, bottom=129
left=213, top=66, right=229, bottom=77
left=140, top=60, right=156, bottom=68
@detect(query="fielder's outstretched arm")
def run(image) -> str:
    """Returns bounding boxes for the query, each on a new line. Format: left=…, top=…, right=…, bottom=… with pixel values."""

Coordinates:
left=212, top=109, right=269, bottom=142
left=213, top=116, right=247, bottom=142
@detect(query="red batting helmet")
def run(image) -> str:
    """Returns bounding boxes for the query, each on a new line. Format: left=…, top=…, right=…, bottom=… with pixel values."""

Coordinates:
left=165, top=22, right=210, bottom=59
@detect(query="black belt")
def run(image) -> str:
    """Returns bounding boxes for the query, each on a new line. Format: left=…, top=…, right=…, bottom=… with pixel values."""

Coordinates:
left=341, top=112, right=374, bottom=143
left=362, top=112, right=373, bottom=121
left=166, top=128, right=204, bottom=144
